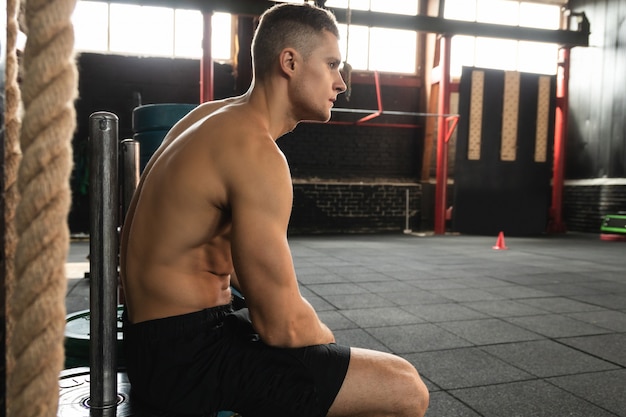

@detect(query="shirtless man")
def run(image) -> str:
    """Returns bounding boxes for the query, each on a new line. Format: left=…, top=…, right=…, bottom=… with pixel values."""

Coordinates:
left=120, top=3, right=429, bottom=417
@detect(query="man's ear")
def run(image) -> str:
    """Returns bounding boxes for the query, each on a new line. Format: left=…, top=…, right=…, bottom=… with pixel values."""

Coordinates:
left=279, top=48, right=297, bottom=77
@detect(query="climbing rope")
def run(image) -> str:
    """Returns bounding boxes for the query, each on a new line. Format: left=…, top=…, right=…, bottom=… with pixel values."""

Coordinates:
left=7, top=0, right=78, bottom=415
left=5, top=0, right=24, bottom=389
left=343, top=0, right=353, bottom=101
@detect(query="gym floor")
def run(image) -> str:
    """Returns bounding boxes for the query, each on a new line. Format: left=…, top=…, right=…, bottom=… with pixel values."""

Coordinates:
left=66, top=232, right=626, bottom=416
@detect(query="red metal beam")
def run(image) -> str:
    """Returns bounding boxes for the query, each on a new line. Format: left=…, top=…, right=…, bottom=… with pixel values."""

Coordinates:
left=444, top=115, right=459, bottom=144
left=328, top=70, right=420, bottom=128
left=434, top=35, right=452, bottom=235
left=549, top=47, right=571, bottom=233
left=357, top=71, right=383, bottom=124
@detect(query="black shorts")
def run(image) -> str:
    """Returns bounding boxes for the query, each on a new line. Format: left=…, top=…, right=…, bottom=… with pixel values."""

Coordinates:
left=123, top=306, right=351, bottom=417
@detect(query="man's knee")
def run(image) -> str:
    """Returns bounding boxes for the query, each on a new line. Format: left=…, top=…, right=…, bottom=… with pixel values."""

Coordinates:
left=394, top=359, right=429, bottom=417
left=413, top=375, right=429, bottom=417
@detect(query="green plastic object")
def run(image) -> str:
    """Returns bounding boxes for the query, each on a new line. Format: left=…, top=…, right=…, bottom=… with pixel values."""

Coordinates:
left=600, top=214, right=626, bottom=235
left=131, top=103, right=197, bottom=170
left=133, top=130, right=168, bottom=171
left=132, top=103, right=197, bottom=133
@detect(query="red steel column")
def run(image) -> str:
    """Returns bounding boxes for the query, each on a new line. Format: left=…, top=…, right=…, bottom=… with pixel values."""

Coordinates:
left=201, top=11, right=214, bottom=103
left=549, top=46, right=570, bottom=233
left=434, top=35, right=452, bottom=235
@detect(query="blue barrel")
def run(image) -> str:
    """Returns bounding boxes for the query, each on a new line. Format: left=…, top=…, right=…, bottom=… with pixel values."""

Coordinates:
left=132, top=103, right=197, bottom=171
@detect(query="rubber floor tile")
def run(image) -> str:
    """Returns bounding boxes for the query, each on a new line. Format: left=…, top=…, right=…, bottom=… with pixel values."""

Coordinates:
left=481, top=339, right=619, bottom=378
left=405, top=347, right=533, bottom=390
left=549, top=369, right=626, bottom=416
left=426, top=391, right=481, bottom=417
left=451, top=380, right=617, bottom=417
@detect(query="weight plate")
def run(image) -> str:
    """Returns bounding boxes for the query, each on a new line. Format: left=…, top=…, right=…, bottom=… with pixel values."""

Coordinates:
left=58, top=368, right=135, bottom=417
left=65, top=306, right=125, bottom=369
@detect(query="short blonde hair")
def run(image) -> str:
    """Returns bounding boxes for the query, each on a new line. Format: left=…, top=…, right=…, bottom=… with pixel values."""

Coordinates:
left=252, top=3, right=340, bottom=81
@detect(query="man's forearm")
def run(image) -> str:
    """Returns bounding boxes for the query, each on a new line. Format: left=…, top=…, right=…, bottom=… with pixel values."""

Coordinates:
left=317, top=321, right=336, bottom=344
left=293, top=302, right=336, bottom=346
left=252, top=297, right=335, bottom=348
left=302, top=297, right=335, bottom=345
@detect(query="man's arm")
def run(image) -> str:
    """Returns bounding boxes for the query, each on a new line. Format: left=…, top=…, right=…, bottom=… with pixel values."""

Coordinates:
left=226, top=134, right=334, bottom=348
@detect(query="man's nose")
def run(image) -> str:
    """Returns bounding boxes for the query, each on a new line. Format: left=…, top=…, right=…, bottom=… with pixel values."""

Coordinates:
left=336, top=73, right=347, bottom=94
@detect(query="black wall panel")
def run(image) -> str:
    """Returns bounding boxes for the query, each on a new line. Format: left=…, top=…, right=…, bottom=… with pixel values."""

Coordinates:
left=568, top=0, right=626, bottom=179
left=453, top=67, right=556, bottom=236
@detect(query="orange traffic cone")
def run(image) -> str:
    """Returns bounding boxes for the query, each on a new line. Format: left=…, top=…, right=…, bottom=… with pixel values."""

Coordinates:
left=492, top=231, right=508, bottom=250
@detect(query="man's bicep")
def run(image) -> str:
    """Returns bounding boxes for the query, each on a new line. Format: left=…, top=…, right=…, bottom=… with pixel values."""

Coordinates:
left=227, top=150, right=297, bottom=304
left=226, top=154, right=334, bottom=346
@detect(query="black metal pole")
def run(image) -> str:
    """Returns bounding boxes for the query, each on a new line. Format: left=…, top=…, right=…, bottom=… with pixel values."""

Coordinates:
left=88, top=112, right=119, bottom=411
left=120, top=139, right=140, bottom=221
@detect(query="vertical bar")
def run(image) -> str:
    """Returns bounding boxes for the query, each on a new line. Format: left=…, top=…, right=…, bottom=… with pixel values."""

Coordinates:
left=434, top=35, right=451, bottom=235
left=120, top=139, right=140, bottom=222
left=89, top=112, right=119, bottom=410
left=201, top=11, right=214, bottom=103
left=549, top=47, right=570, bottom=233
left=535, top=76, right=551, bottom=163
left=404, top=189, right=412, bottom=233
left=501, top=71, right=520, bottom=161
left=468, top=70, right=484, bottom=160
left=119, top=139, right=139, bottom=304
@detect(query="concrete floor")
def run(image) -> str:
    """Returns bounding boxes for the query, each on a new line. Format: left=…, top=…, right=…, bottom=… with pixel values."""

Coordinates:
left=66, top=232, right=626, bottom=416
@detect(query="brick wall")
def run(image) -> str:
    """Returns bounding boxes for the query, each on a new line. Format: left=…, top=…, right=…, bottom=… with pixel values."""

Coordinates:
left=277, top=122, right=422, bottom=180
left=278, top=121, right=424, bottom=234
left=289, top=181, right=421, bottom=234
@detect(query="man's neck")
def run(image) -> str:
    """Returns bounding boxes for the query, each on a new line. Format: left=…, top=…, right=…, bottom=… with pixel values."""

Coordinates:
left=246, top=78, right=299, bottom=141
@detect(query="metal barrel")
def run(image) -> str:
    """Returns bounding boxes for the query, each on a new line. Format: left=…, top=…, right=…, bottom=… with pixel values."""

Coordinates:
left=88, top=112, right=120, bottom=410
left=120, top=139, right=140, bottom=220
left=132, top=103, right=196, bottom=171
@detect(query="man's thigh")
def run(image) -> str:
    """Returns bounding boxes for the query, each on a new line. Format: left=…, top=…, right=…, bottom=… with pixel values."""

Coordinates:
left=327, top=347, right=429, bottom=417
left=218, top=310, right=350, bottom=417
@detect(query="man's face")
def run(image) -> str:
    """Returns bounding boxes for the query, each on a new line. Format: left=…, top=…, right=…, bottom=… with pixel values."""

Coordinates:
left=290, top=30, right=347, bottom=123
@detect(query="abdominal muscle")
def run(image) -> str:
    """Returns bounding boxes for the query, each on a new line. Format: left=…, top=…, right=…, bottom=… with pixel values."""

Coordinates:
left=123, top=248, right=234, bottom=324
left=121, top=181, right=236, bottom=324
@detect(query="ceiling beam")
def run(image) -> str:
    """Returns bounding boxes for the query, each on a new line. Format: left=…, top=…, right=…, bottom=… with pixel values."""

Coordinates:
left=333, top=8, right=589, bottom=47
left=92, top=0, right=589, bottom=47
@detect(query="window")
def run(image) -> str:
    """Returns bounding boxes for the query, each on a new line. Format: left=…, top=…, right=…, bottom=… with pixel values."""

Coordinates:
left=109, top=4, right=174, bottom=57
left=72, top=0, right=419, bottom=72
left=444, top=0, right=562, bottom=76
left=73, top=1, right=108, bottom=52
left=326, top=0, right=419, bottom=74
left=174, top=9, right=203, bottom=58
left=72, top=1, right=232, bottom=60
left=368, top=28, right=417, bottom=73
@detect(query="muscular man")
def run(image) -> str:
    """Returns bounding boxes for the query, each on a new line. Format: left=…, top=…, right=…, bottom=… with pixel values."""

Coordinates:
left=120, top=3, right=429, bottom=416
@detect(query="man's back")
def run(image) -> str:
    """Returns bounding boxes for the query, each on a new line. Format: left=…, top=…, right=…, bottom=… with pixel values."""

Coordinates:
left=121, top=99, right=258, bottom=323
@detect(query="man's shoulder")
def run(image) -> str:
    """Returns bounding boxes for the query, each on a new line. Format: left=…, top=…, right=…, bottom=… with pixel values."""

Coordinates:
left=196, top=106, right=273, bottom=146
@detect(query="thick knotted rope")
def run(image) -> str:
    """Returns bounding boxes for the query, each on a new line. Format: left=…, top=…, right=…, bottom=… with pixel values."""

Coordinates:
left=5, top=0, right=24, bottom=386
left=7, top=0, right=78, bottom=415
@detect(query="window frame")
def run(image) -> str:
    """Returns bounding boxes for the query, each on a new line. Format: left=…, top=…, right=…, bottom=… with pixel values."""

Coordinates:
left=444, top=0, right=563, bottom=76
left=72, top=1, right=233, bottom=62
